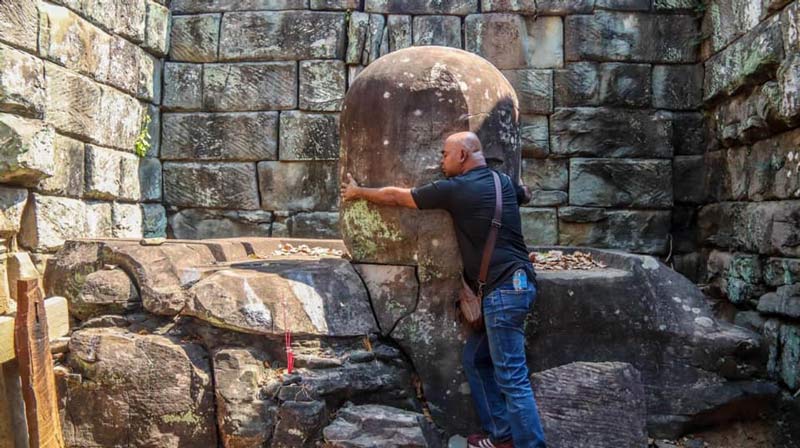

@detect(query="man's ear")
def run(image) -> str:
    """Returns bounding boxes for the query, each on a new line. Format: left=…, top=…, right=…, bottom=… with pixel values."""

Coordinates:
left=459, top=148, right=468, bottom=163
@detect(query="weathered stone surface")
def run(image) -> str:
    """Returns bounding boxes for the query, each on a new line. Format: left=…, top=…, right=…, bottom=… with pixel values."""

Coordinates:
left=169, top=14, right=220, bottom=62
left=480, top=0, right=536, bottom=14
left=527, top=249, right=776, bottom=437
left=520, top=207, right=558, bottom=245
left=84, top=145, right=122, bottom=200
left=0, top=187, right=27, bottom=237
left=569, top=159, right=673, bottom=208
left=528, top=189, right=568, bottom=206
left=653, top=64, right=703, bottom=110
left=164, top=162, right=260, bottom=210
left=70, top=268, right=140, bottom=320
left=184, top=259, right=377, bottom=336
left=596, top=0, right=649, bottom=10
left=747, top=129, right=800, bottom=201
left=257, top=161, right=338, bottom=211
left=310, top=0, right=358, bottom=9
left=300, top=60, right=346, bottom=112
left=521, top=158, right=567, bottom=191
left=758, top=285, right=800, bottom=319
left=162, top=112, right=278, bottom=161
left=533, top=0, right=595, bottom=14
left=525, top=16, right=564, bottom=69
left=388, top=15, right=413, bottom=53
left=272, top=400, right=327, bottom=448
left=501, top=69, right=553, bottom=114
left=38, top=3, right=111, bottom=82
left=531, top=362, right=647, bottom=447
left=707, top=0, right=765, bottom=52
left=212, top=348, right=276, bottom=448
left=671, top=112, right=706, bottom=156
left=144, top=0, right=170, bottom=56
left=20, top=194, right=86, bottom=252
left=345, top=12, right=371, bottom=65
left=203, top=62, right=297, bottom=111
left=139, top=158, right=162, bottom=202
left=103, top=35, right=155, bottom=100
left=551, top=108, right=673, bottom=158
left=554, top=62, right=599, bottom=107
left=0, top=43, right=45, bottom=118
left=323, top=404, right=441, bottom=448
left=169, top=208, right=273, bottom=239
left=559, top=208, right=671, bottom=254
left=778, top=324, right=800, bottom=390
left=464, top=14, right=529, bottom=70
left=288, top=212, right=340, bottom=239
left=704, top=17, right=784, bottom=101
left=171, top=0, right=307, bottom=12
left=764, top=257, right=800, bottom=286
left=368, top=14, right=388, bottom=64
left=520, top=115, right=549, bottom=158
left=219, top=11, right=346, bottom=61
left=413, top=15, right=462, bottom=48
left=0, top=0, right=39, bottom=51
left=0, top=113, right=54, bottom=187
left=653, top=0, right=700, bottom=10
left=86, top=201, right=113, bottom=238
left=279, top=111, right=339, bottom=160
left=61, top=328, right=217, bottom=447
left=114, top=0, right=147, bottom=43
left=353, top=264, right=418, bottom=336
left=112, top=203, right=143, bottom=238
left=366, top=0, right=476, bottom=15
left=598, top=62, right=651, bottom=107
left=163, top=63, right=203, bottom=110
left=566, top=11, right=699, bottom=63
left=698, top=201, right=800, bottom=257
left=142, top=203, right=167, bottom=238
left=673, top=155, right=705, bottom=204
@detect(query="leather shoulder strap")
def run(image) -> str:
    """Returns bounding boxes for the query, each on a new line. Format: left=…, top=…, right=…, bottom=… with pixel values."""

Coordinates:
left=477, top=171, right=503, bottom=295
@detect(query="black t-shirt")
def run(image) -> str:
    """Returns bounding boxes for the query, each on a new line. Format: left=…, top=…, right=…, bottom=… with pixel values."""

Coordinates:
left=411, top=166, right=535, bottom=296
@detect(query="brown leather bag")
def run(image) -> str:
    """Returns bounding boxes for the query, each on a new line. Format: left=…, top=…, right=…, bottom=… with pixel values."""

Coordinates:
left=458, top=171, right=503, bottom=331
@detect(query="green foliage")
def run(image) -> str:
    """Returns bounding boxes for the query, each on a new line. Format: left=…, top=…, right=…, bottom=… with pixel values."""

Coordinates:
left=134, top=114, right=152, bottom=158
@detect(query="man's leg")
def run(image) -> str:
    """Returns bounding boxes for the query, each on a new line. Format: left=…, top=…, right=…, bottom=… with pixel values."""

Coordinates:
left=483, top=283, right=546, bottom=448
left=463, top=314, right=512, bottom=441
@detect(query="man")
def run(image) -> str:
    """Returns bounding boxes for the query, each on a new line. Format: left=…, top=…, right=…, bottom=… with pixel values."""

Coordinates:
left=340, top=131, right=546, bottom=448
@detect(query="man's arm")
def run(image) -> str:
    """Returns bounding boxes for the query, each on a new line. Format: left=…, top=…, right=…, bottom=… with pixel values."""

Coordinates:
left=340, top=173, right=418, bottom=209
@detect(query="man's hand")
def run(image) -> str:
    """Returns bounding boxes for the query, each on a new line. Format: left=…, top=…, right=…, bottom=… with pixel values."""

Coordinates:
left=340, top=173, right=361, bottom=202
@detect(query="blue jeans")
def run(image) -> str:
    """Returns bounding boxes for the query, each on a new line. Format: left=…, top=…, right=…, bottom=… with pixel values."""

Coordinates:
left=463, top=273, right=546, bottom=448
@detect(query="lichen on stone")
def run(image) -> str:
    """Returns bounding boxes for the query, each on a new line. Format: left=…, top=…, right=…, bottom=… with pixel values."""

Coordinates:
left=341, top=199, right=402, bottom=259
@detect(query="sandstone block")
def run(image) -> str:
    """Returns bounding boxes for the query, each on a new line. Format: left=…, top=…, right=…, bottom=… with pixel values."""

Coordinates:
left=219, top=11, right=346, bottom=61
left=164, top=162, right=260, bottom=210
left=279, top=111, right=339, bottom=160
left=554, top=62, right=599, bottom=107
left=299, top=60, right=346, bottom=112
left=534, top=0, right=594, bottom=14
left=528, top=190, right=567, bottom=206
left=112, top=203, right=143, bottom=238
left=38, top=3, right=112, bottom=82
left=70, top=269, right=140, bottom=320
left=764, top=257, right=800, bottom=287
left=465, top=13, right=529, bottom=70
left=671, top=112, right=706, bottom=155
left=388, top=15, right=413, bottom=53
left=551, top=108, right=673, bottom=158
left=84, top=145, right=122, bottom=200
left=698, top=201, right=800, bottom=257
left=171, top=0, right=307, bottom=12
left=501, top=69, right=553, bottom=114
left=653, top=0, right=701, bottom=11
left=673, top=155, right=705, bottom=204
left=0, top=0, right=39, bottom=51
left=520, top=115, right=549, bottom=158
left=257, top=161, right=338, bottom=211
left=119, top=152, right=143, bottom=202
left=143, top=0, right=170, bottom=57
left=138, top=158, right=162, bottom=202
left=758, top=285, right=800, bottom=319
left=105, top=36, right=141, bottom=96
left=169, top=208, right=273, bottom=239
left=525, top=16, right=564, bottom=69
left=288, top=211, right=340, bottom=239
left=566, top=11, right=699, bottom=63
left=413, top=15, right=462, bottom=48
left=114, top=0, right=147, bottom=43
left=521, top=158, right=567, bottom=191
left=0, top=43, right=45, bottom=118
left=311, top=0, right=359, bottom=9
left=85, top=201, right=112, bottom=238
left=0, top=187, right=28, bottom=238
left=345, top=12, right=371, bottom=65
left=162, top=112, right=278, bottom=161
left=707, top=0, right=765, bottom=52
left=365, top=0, right=476, bottom=15
left=0, top=113, right=55, bottom=186
left=596, top=0, right=650, bottom=10
left=598, top=62, right=651, bottom=108
left=559, top=208, right=671, bottom=254
left=19, top=194, right=86, bottom=252
left=142, top=204, right=167, bottom=238
left=203, top=62, right=297, bottom=111
left=169, top=14, right=220, bottom=62
left=569, top=158, right=673, bottom=208
left=323, top=404, right=439, bottom=447
left=520, top=207, right=558, bottom=245
left=163, top=63, right=203, bottom=110
left=480, top=0, right=536, bottom=13
left=653, top=64, right=703, bottom=110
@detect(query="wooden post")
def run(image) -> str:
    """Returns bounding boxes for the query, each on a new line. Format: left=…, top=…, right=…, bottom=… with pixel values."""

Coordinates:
left=14, top=279, right=65, bottom=448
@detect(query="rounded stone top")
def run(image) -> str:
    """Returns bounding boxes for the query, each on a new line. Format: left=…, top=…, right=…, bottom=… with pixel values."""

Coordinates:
left=340, top=46, right=521, bottom=270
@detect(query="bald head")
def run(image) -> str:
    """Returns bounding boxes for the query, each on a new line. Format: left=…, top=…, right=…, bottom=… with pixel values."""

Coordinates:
left=440, top=131, right=486, bottom=177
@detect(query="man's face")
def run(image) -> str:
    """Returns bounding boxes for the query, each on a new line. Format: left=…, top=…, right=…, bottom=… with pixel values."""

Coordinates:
left=441, top=140, right=463, bottom=177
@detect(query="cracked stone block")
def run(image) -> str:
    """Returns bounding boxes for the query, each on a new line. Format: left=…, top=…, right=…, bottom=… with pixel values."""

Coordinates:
left=0, top=42, right=45, bottom=118
left=279, top=111, right=339, bottom=161
left=163, top=162, right=260, bottom=210
left=163, top=63, right=203, bottom=110
left=413, top=15, right=461, bottom=48
left=257, top=161, right=338, bottom=211
left=299, top=60, right=346, bottom=112
left=346, top=12, right=370, bottom=65
left=169, top=13, right=220, bottom=62
left=569, top=158, right=673, bottom=208
left=219, top=11, right=346, bottom=61
left=388, top=15, right=413, bottom=53
left=0, top=113, right=55, bottom=187
left=162, top=112, right=278, bottom=161
left=203, top=62, right=297, bottom=111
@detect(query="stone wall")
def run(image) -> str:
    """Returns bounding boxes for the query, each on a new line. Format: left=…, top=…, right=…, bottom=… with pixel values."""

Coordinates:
left=0, top=0, right=169, bottom=313
left=161, top=0, right=702, bottom=253
left=683, top=0, right=800, bottom=394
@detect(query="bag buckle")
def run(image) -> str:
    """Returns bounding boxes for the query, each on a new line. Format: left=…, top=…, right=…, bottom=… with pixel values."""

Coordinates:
left=477, top=281, right=485, bottom=298
left=491, top=219, right=502, bottom=229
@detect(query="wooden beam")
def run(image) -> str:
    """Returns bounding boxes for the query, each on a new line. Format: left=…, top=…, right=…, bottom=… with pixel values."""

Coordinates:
left=14, top=279, right=65, bottom=448
left=0, top=297, right=68, bottom=364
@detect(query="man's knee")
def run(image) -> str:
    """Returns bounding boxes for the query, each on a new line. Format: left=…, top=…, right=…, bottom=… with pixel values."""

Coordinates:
left=493, top=366, right=532, bottom=393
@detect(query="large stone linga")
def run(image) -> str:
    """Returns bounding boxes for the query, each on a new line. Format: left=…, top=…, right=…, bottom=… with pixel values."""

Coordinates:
left=340, top=46, right=521, bottom=434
